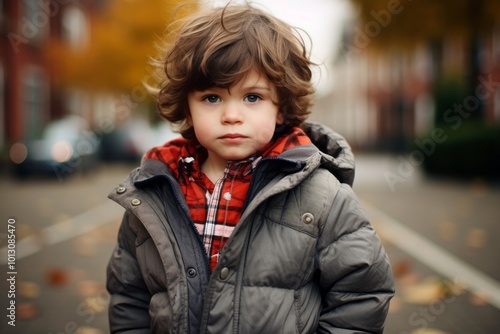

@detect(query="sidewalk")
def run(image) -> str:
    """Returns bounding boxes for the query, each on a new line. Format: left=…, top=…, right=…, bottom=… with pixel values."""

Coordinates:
left=353, top=153, right=500, bottom=334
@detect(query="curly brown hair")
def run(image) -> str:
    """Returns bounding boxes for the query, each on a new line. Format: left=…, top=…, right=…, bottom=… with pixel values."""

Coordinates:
left=156, top=3, right=316, bottom=139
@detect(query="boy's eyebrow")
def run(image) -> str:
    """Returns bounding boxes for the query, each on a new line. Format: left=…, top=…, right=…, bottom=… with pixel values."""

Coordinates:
left=196, top=84, right=273, bottom=93
left=240, top=84, right=272, bottom=91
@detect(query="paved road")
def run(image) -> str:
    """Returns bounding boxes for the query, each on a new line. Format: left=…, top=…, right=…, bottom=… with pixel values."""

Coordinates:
left=0, top=156, right=499, bottom=333
left=0, top=163, right=131, bottom=334
left=354, top=154, right=500, bottom=334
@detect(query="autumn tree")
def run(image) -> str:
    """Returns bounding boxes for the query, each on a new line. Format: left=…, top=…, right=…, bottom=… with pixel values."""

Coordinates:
left=46, top=0, right=198, bottom=93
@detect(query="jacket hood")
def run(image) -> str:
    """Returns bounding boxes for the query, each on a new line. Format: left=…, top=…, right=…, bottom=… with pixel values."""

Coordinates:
left=300, top=122, right=355, bottom=186
left=129, top=122, right=355, bottom=189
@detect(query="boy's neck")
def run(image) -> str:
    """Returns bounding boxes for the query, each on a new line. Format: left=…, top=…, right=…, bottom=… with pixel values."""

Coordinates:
left=201, top=158, right=226, bottom=183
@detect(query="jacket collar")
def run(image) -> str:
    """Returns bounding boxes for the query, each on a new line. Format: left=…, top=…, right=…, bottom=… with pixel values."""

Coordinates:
left=301, top=122, right=355, bottom=186
left=122, top=121, right=355, bottom=191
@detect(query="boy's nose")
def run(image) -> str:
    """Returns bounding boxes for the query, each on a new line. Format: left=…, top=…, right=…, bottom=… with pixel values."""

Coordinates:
left=221, top=103, right=243, bottom=124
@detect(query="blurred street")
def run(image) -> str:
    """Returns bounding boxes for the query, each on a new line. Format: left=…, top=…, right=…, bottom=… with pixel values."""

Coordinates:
left=0, top=156, right=499, bottom=334
left=354, top=154, right=500, bottom=334
left=2, top=0, right=500, bottom=333
left=0, top=163, right=131, bottom=334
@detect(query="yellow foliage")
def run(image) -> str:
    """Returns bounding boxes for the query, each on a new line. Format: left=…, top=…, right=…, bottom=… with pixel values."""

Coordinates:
left=46, top=0, right=198, bottom=92
left=349, top=0, right=500, bottom=46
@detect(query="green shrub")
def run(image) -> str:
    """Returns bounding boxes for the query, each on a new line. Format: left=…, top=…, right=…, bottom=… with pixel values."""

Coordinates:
left=420, top=122, right=500, bottom=179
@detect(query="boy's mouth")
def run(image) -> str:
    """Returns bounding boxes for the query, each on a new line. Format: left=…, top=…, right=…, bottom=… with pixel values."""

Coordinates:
left=219, top=133, right=248, bottom=143
left=219, top=133, right=247, bottom=139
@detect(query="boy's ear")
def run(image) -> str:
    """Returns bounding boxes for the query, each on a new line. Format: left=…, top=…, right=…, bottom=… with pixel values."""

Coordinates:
left=277, top=112, right=284, bottom=125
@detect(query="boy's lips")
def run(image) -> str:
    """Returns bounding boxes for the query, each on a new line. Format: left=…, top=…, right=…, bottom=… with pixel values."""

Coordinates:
left=219, top=133, right=247, bottom=139
left=219, top=133, right=248, bottom=143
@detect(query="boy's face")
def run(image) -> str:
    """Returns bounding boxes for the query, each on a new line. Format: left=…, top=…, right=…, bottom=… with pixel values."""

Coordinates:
left=187, top=69, right=283, bottom=168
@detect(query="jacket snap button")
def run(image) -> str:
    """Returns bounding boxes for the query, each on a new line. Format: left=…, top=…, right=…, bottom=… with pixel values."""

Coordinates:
left=220, top=267, right=229, bottom=280
left=302, top=212, right=314, bottom=224
left=131, top=199, right=141, bottom=206
left=187, top=268, right=197, bottom=278
left=116, top=186, right=126, bottom=194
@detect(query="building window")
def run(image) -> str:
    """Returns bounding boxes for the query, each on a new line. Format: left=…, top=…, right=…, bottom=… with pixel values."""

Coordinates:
left=62, top=6, right=89, bottom=48
left=21, top=0, right=48, bottom=44
left=22, top=67, right=48, bottom=139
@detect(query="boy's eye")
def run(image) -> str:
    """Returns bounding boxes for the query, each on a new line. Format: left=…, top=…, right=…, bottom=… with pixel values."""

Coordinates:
left=203, top=95, right=221, bottom=103
left=245, top=94, right=261, bottom=103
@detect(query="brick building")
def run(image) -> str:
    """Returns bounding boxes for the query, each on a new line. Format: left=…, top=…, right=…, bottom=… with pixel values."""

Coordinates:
left=0, top=0, right=105, bottom=162
left=312, top=11, right=500, bottom=152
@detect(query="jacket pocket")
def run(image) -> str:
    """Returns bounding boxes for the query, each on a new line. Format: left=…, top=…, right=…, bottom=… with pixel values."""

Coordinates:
left=244, top=213, right=317, bottom=289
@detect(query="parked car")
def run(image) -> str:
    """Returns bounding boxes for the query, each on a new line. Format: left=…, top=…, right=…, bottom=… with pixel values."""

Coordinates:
left=9, top=115, right=100, bottom=179
left=99, top=118, right=152, bottom=163
left=99, top=118, right=179, bottom=163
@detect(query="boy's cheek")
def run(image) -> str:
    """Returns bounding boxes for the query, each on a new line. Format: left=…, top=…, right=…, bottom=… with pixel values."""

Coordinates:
left=255, top=126, right=276, bottom=145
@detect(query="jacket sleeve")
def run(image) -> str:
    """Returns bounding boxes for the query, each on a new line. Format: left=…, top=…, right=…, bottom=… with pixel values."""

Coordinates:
left=315, top=184, right=394, bottom=334
left=107, top=210, right=152, bottom=334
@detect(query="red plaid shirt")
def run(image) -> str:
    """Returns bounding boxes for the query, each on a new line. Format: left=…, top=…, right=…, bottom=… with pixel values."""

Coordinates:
left=145, top=127, right=311, bottom=271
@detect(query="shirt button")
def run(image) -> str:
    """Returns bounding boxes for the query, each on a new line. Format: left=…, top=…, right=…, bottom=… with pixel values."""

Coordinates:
left=302, top=212, right=314, bottom=224
left=187, top=268, right=197, bottom=278
left=116, top=186, right=126, bottom=194
left=220, top=267, right=229, bottom=280
left=131, top=199, right=141, bottom=206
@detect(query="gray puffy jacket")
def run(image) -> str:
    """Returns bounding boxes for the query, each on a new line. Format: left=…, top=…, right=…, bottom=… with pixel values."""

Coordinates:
left=106, top=122, right=394, bottom=334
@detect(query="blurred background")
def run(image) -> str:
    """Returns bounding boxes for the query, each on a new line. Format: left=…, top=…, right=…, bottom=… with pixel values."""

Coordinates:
left=1, top=0, right=499, bottom=333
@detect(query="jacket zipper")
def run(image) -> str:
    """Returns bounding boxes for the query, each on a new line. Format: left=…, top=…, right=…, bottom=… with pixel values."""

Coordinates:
left=164, top=176, right=212, bottom=279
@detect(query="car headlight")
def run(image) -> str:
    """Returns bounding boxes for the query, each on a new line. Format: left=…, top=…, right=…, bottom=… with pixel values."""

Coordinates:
left=9, top=143, right=28, bottom=164
left=51, top=141, right=74, bottom=163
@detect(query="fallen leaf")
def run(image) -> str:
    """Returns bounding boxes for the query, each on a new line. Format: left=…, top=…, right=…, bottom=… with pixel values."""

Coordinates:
left=441, top=278, right=466, bottom=296
left=76, top=326, right=105, bottom=334
left=438, top=220, right=457, bottom=241
left=45, top=267, right=69, bottom=287
left=77, top=280, right=105, bottom=297
left=401, top=277, right=445, bottom=304
left=398, top=272, right=421, bottom=286
left=469, top=291, right=490, bottom=306
left=18, top=281, right=40, bottom=299
left=388, top=296, right=401, bottom=313
left=94, top=223, right=119, bottom=243
left=82, top=296, right=107, bottom=313
left=393, top=258, right=412, bottom=278
left=16, top=223, right=37, bottom=239
left=17, top=303, right=40, bottom=319
left=465, top=228, right=487, bottom=248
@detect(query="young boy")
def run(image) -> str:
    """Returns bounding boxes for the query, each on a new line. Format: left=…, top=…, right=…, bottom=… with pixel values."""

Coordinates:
left=106, top=3, right=394, bottom=334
